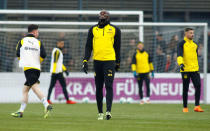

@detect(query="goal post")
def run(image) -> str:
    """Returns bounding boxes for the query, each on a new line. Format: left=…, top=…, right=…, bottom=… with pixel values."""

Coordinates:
left=0, top=9, right=144, bottom=42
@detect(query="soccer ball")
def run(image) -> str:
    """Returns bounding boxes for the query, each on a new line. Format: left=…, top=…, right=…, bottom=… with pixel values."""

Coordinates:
left=57, top=94, right=65, bottom=101
left=82, top=97, right=90, bottom=103
left=119, top=97, right=126, bottom=104
left=69, top=97, right=75, bottom=101
left=126, top=97, right=134, bottom=104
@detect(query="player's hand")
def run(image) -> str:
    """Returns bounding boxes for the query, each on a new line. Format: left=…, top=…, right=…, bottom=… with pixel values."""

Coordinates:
left=151, top=71, right=154, bottom=79
left=115, top=63, right=120, bottom=72
left=133, top=71, right=137, bottom=78
left=180, top=64, right=184, bottom=71
left=64, top=71, right=69, bottom=76
left=82, top=60, right=88, bottom=74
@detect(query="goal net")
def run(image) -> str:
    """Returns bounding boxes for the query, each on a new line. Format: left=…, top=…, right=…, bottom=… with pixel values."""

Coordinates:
left=0, top=10, right=208, bottom=103
left=0, top=24, right=206, bottom=73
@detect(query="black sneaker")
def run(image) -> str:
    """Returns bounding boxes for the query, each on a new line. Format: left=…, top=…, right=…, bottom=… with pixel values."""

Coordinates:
left=106, top=112, right=112, bottom=120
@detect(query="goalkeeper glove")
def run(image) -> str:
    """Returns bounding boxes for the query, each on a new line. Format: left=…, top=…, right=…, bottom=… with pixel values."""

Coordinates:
left=115, top=62, right=120, bottom=72
left=133, top=71, right=137, bottom=78
left=151, top=71, right=154, bottom=79
left=82, top=60, right=88, bottom=74
left=180, top=64, right=185, bottom=71
left=64, top=71, right=69, bottom=76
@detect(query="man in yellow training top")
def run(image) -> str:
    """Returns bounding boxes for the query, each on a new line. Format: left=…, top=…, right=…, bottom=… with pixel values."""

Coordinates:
left=131, top=42, right=154, bottom=104
left=82, top=10, right=121, bottom=120
left=177, top=28, right=204, bottom=113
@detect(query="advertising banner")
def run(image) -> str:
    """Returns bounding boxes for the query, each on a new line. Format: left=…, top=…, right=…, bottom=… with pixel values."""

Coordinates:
left=55, top=77, right=203, bottom=103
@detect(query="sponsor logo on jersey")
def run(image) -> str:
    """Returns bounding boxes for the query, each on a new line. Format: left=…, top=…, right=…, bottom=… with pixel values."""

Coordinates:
left=24, top=46, right=39, bottom=51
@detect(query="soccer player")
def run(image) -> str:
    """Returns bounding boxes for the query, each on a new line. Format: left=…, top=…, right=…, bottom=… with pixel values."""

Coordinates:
left=177, top=28, right=204, bottom=112
left=47, top=39, right=76, bottom=104
left=82, top=10, right=121, bottom=120
left=11, top=24, right=52, bottom=118
left=131, top=42, right=154, bottom=104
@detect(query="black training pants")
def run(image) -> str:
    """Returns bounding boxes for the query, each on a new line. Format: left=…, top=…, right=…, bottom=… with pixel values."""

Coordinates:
left=94, top=60, right=115, bottom=113
left=137, top=73, right=150, bottom=99
left=181, top=72, right=201, bottom=108
left=47, top=73, right=69, bottom=101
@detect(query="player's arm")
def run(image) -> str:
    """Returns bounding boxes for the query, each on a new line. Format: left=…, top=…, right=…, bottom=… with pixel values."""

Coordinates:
left=177, top=40, right=185, bottom=71
left=131, top=51, right=137, bottom=78
left=40, top=41, right=47, bottom=63
left=82, top=27, right=93, bottom=74
left=196, top=42, right=199, bottom=56
left=131, top=52, right=137, bottom=71
left=148, top=52, right=154, bottom=78
left=16, top=40, right=22, bottom=60
left=83, top=27, right=93, bottom=62
left=52, top=50, right=60, bottom=73
left=62, top=64, right=67, bottom=71
left=177, top=41, right=185, bottom=66
left=148, top=53, right=154, bottom=71
left=113, top=27, right=121, bottom=64
left=62, top=64, right=69, bottom=76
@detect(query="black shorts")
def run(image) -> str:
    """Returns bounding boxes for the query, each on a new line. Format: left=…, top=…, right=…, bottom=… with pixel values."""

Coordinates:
left=24, top=69, right=40, bottom=86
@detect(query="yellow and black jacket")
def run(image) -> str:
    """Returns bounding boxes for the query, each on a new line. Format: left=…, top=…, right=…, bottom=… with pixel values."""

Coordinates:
left=83, top=21, right=121, bottom=62
left=131, top=49, right=154, bottom=73
left=16, top=34, right=46, bottom=71
left=177, top=37, right=199, bottom=72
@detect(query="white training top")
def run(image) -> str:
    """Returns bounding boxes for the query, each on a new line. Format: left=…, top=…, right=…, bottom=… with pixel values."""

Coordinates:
left=19, top=37, right=41, bottom=70
left=50, top=48, right=63, bottom=73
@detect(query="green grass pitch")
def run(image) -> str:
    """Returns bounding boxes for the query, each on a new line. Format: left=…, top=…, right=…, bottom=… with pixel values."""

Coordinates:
left=0, top=103, right=210, bottom=131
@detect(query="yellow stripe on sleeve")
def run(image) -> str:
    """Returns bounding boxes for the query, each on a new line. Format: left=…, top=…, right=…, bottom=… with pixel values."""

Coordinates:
left=38, top=41, right=41, bottom=47
left=131, top=64, right=136, bottom=71
left=21, top=39, right=24, bottom=45
left=16, top=41, right=20, bottom=51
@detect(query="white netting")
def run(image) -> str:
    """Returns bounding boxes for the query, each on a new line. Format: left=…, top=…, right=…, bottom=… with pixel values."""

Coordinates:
left=0, top=25, right=205, bottom=73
